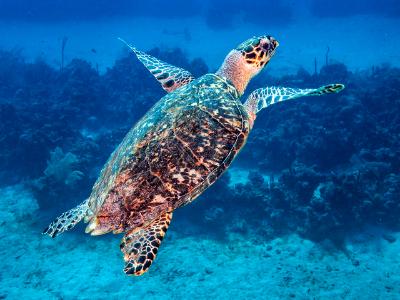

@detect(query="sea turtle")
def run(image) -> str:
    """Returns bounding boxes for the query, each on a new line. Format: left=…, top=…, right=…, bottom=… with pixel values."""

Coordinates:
left=44, top=35, right=345, bottom=276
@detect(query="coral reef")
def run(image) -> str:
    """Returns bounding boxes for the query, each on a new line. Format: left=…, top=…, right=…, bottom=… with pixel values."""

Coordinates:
left=31, top=147, right=84, bottom=209
left=0, top=49, right=399, bottom=245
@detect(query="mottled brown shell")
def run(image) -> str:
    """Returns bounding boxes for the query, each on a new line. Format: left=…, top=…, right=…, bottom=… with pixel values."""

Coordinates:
left=85, top=74, right=250, bottom=234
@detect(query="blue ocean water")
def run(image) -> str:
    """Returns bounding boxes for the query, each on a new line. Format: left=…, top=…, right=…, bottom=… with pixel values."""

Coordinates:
left=1, top=0, right=400, bottom=299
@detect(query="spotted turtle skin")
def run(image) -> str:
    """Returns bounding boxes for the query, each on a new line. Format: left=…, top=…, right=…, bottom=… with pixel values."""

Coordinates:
left=85, top=74, right=251, bottom=234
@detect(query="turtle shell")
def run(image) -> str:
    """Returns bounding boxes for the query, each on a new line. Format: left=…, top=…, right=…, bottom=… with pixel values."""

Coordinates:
left=85, top=74, right=250, bottom=234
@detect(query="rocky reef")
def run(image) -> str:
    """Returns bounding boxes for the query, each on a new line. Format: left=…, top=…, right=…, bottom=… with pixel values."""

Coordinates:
left=0, top=48, right=399, bottom=246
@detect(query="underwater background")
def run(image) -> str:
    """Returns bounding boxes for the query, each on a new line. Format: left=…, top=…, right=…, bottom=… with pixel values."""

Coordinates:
left=1, top=0, right=400, bottom=299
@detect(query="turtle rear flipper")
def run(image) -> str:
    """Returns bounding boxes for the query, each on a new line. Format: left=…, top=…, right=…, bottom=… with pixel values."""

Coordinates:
left=121, top=211, right=173, bottom=276
left=43, top=199, right=90, bottom=238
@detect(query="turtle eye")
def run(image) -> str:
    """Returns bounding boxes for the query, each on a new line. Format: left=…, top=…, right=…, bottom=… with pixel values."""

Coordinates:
left=259, top=38, right=279, bottom=56
left=261, top=42, right=271, bottom=51
left=263, top=44, right=275, bottom=55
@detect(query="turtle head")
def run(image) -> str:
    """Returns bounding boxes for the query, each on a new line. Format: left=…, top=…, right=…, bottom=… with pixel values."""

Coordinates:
left=217, top=35, right=279, bottom=95
left=236, top=35, right=279, bottom=71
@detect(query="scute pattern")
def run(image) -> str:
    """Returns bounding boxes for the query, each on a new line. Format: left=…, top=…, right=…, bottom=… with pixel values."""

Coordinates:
left=87, top=74, right=250, bottom=235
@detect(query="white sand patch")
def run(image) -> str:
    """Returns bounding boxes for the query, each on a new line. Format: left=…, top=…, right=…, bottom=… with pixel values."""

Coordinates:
left=0, top=184, right=38, bottom=224
left=1, top=184, right=399, bottom=299
left=1, top=216, right=400, bottom=299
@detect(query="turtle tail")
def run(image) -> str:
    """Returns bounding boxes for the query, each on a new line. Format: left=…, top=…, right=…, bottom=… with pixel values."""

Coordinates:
left=43, top=199, right=90, bottom=238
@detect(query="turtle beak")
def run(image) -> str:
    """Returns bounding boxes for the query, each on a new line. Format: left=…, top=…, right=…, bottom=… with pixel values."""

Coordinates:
left=267, top=37, right=279, bottom=51
left=265, top=36, right=279, bottom=57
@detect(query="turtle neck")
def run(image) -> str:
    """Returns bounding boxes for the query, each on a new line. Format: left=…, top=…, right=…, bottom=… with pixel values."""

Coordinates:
left=216, top=50, right=258, bottom=96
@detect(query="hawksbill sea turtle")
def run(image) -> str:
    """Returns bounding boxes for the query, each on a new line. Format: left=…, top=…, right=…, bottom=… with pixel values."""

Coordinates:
left=43, top=35, right=345, bottom=276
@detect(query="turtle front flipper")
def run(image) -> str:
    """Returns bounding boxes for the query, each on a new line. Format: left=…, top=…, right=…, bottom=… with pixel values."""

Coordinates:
left=118, top=38, right=194, bottom=92
left=43, top=199, right=90, bottom=238
left=121, top=211, right=173, bottom=276
left=244, top=84, right=345, bottom=115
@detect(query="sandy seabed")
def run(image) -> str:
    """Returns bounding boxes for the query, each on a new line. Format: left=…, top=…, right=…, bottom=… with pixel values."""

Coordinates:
left=1, top=184, right=400, bottom=300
